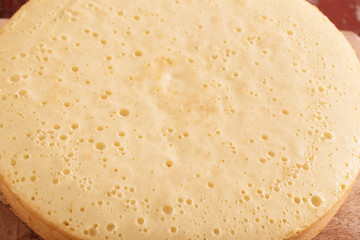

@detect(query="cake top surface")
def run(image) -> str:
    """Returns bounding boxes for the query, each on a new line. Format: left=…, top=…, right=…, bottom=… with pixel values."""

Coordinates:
left=0, top=0, right=360, bottom=239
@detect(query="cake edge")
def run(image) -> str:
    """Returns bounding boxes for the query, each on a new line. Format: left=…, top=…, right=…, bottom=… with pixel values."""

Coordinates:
left=0, top=0, right=359, bottom=239
left=0, top=173, right=82, bottom=240
left=0, top=169, right=359, bottom=240
left=287, top=170, right=360, bottom=240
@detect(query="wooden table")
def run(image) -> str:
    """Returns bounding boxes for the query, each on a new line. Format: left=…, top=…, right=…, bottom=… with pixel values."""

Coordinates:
left=0, top=19, right=359, bottom=240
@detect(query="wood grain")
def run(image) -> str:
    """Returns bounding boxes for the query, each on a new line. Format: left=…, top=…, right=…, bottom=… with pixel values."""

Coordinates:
left=0, top=202, right=40, bottom=240
left=0, top=18, right=8, bottom=26
left=314, top=176, right=360, bottom=240
left=0, top=20, right=359, bottom=240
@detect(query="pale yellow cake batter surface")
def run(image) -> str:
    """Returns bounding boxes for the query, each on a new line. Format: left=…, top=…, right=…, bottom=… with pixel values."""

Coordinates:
left=0, top=0, right=360, bottom=239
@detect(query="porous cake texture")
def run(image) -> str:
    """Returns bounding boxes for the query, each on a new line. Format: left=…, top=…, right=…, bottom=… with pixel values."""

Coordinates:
left=0, top=0, right=359, bottom=239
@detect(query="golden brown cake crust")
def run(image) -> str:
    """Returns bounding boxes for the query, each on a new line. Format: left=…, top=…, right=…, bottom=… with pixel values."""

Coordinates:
left=1, top=172, right=359, bottom=240
left=287, top=171, right=360, bottom=240
left=0, top=174, right=80, bottom=240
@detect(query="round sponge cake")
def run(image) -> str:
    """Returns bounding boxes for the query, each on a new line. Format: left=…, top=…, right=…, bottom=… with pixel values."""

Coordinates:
left=0, top=0, right=359, bottom=239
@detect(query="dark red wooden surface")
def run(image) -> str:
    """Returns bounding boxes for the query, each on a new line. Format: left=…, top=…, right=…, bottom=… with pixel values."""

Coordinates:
left=0, top=0, right=28, bottom=18
left=309, top=0, right=360, bottom=35
left=6, top=0, right=360, bottom=34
